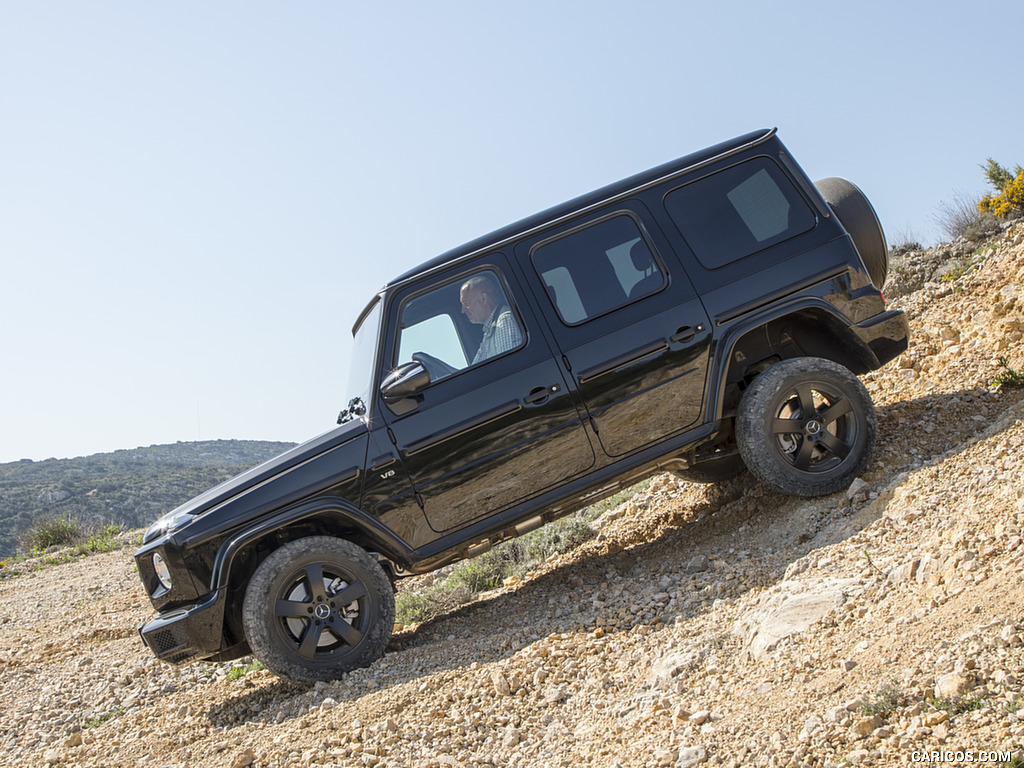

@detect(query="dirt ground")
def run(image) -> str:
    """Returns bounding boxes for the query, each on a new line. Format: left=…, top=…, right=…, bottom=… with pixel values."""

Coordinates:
left=1, top=223, right=1023, bottom=768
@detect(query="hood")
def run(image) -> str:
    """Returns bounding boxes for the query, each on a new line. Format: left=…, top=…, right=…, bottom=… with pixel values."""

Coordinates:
left=143, top=419, right=368, bottom=544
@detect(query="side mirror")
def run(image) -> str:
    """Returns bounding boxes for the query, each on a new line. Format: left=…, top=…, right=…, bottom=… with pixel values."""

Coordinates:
left=380, top=361, right=431, bottom=403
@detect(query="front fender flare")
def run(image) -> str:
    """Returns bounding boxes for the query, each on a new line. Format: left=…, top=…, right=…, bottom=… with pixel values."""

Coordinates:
left=209, top=497, right=414, bottom=592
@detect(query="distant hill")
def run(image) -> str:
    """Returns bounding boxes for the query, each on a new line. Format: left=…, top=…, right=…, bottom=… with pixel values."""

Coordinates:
left=0, top=440, right=296, bottom=557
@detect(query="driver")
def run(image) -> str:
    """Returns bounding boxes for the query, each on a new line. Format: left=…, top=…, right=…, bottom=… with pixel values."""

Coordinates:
left=460, top=274, right=523, bottom=364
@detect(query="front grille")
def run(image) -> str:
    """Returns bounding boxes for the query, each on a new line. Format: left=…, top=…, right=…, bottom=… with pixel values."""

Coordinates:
left=149, top=626, right=187, bottom=656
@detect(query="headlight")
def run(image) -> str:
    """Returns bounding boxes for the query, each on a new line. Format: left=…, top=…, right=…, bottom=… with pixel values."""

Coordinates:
left=143, top=509, right=194, bottom=544
left=152, top=553, right=172, bottom=590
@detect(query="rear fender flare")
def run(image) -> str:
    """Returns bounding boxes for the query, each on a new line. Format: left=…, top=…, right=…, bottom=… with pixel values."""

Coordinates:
left=707, top=299, right=877, bottom=424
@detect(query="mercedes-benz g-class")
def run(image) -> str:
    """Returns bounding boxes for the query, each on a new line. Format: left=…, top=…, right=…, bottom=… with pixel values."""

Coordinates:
left=136, top=128, right=909, bottom=682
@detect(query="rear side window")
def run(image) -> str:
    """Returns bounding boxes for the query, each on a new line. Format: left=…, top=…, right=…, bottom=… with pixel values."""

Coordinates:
left=532, top=214, right=666, bottom=325
left=663, top=157, right=816, bottom=269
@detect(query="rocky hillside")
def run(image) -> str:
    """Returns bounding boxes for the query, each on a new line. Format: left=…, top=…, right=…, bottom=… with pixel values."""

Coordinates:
left=1, top=224, right=1023, bottom=768
left=0, top=440, right=296, bottom=557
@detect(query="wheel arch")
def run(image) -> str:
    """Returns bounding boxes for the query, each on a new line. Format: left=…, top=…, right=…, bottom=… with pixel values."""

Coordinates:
left=710, top=301, right=880, bottom=424
left=212, top=500, right=412, bottom=643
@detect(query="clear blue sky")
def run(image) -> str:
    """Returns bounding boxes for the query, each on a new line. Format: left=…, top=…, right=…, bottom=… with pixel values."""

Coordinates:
left=2, top=1, right=1022, bottom=463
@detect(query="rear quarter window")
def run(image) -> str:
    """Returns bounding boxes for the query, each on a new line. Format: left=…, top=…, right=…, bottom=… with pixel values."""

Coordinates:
left=663, top=157, right=816, bottom=269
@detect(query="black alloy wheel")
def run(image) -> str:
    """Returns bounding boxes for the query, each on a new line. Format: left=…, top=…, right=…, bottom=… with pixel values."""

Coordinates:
left=242, top=536, right=394, bottom=683
left=736, top=357, right=876, bottom=497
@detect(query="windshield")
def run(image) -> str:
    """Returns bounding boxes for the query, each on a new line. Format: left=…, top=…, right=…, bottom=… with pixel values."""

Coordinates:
left=344, top=296, right=383, bottom=420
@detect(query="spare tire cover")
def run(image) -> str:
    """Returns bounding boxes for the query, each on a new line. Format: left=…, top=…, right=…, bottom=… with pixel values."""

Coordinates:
left=814, top=177, right=888, bottom=288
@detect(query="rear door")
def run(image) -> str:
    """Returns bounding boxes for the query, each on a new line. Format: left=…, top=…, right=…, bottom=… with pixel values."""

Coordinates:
left=517, top=204, right=712, bottom=458
left=377, top=254, right=595, bottom=534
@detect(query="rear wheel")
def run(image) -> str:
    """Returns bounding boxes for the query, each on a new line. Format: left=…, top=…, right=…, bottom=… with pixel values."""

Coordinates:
left=242, top=536, right=395, bottom=683
left=735, top=357, right=876, bottom=496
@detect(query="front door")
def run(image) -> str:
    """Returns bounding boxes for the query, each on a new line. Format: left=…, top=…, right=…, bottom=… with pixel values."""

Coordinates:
left=378, top=256, right=595, bottom=534
left=519, top=206, right=712, bottom=458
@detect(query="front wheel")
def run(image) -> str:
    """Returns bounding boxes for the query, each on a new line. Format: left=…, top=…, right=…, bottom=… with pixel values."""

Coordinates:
left=735, top=357, right=876, bottom=497
left=242, top=536, right=395, bottom=683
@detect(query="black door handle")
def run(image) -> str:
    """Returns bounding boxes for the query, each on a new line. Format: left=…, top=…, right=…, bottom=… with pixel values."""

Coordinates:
left=524, top=384, right=561, bottom=405
left=670, top=323, right=705, bottom=344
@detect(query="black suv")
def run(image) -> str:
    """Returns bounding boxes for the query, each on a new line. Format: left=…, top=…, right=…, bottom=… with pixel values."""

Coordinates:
left=136, top=129, right=909, bottom=682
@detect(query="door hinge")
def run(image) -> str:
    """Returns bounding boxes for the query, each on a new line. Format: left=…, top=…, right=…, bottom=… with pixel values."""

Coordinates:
left=562, top=354, right=572, bottom=372
left=386, top=427, right=397, bottom=445
left=413, top=491, right=425, bottom=509
left=589, top=417, right=599, bottom=434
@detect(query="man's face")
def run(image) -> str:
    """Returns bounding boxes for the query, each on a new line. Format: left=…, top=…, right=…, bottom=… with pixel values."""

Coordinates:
left=460, top=285, right=490, bottom=325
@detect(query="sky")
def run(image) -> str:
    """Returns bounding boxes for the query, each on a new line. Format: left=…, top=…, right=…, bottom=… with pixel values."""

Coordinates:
left=2, top=1, right=1023, bottom=463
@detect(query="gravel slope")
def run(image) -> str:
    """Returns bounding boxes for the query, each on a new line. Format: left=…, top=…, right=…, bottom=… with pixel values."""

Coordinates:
left=1, top=224, right=1023, bottom=768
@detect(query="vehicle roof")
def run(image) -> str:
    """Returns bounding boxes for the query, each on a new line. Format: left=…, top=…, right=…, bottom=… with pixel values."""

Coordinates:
left=385, top=128, right=776, bottom=288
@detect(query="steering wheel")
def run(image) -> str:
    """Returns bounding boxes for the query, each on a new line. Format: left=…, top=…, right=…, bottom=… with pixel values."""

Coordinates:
left=412, top=352, right=459, bottom=381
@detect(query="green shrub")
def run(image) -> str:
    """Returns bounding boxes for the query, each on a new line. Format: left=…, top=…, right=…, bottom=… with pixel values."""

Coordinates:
left=75, top=523, right=125, bottom=556
left=448, top=549, right=514, bottom=593
left=979, top=172, right=1024, bottom=219
left=83, top=708, right=122, bottom=729
left=888, top=226, right=923, bottom=255
left=227, top=659, right=264, bottom=681
left=994, top=356, right=1024, bottom=390
left=517, top=518, right=595, bottom=563
left=962, top=214, right=1002, bottom=243
left=934, top=191, right=987, bottom=241
left=393, top=482, right=647, bottom=626
left=927, top=694, right=985, bottom=715
left=20, top=515, right=82, bottom=552
left=978, top=159, right=1024, bottom=220
left=395, top=581, right=475, bottom=625
left=861, top=681, right=905, bottom=718
left=8, top=518, right=125, bottom=571
left=981, top=157, right=1021, bottom=191
left=396, top=510, right=600, bottom=625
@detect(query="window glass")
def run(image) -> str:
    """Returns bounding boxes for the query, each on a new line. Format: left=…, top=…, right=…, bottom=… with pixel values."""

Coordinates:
left=397, top=314, right=466, bottom=371
left=663, top=157, right=816, bottom=269
left=393, top=268, right=525, bottom=382
left=532, top=215, right=666, bottom=325
left=538, top=266, right=586, bottom=324
left=345, top=297, right=382, bottom=413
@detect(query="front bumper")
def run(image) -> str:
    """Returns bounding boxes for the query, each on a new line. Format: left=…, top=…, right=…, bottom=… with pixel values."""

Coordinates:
left=138, top=588, right=227, bottom=664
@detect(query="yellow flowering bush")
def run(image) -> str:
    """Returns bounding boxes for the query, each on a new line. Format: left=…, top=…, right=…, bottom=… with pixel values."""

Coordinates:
left=978, top=160, right=1024, bottom=219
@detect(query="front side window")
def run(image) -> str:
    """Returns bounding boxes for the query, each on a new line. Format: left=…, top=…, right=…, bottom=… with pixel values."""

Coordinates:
left=532, top=214, right=666, bottom=326
left=663, top=157, right=816, bottom=269
left=393, top=268, right=525, bottom=382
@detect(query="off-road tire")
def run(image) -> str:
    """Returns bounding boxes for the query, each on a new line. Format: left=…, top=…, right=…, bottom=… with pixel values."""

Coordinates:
left=815, top=177, right=889, bottom=289
left=735, top=357, right=876, bottom=496
left=242, top=536, right=395, bottom=683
